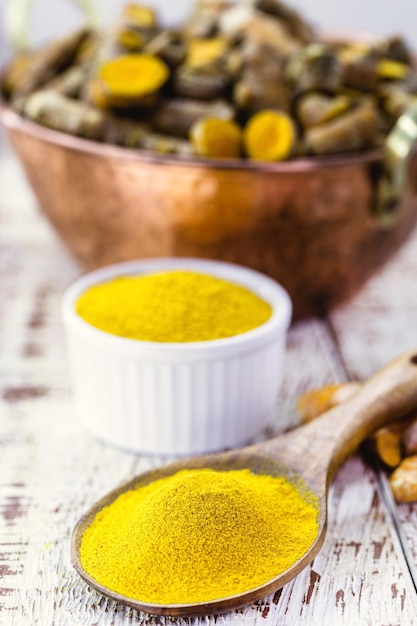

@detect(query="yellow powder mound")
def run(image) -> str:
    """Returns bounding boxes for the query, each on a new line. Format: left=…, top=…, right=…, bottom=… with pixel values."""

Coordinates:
left=80, top=468, right=319, bottom=604
left=76, top=270, right=272, bottom=342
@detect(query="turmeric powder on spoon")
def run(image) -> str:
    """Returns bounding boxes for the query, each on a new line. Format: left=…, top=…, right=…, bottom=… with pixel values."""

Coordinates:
left=80, top=468, right=319, bottom=605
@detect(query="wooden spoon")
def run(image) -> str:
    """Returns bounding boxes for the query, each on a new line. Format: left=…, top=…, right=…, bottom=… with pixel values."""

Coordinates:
left=71, top=349, right=417, bottom=618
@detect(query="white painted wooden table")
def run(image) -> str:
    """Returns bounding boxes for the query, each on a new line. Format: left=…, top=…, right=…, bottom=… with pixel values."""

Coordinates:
left=1, top=139, right=417, bottom=626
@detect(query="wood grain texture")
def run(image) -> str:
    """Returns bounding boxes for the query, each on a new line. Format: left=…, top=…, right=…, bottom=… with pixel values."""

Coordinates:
left=1, top=142, right=417, bottom=625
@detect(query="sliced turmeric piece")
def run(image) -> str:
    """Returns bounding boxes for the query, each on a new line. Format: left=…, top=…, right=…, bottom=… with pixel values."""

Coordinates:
left=297, top=93, right=353, bottom=128
left=377, top=59, right=410, bottom=80
left=174, top=60, right=230, bottom=100
left=296, top=382, right=360, bottom=423
left=389, top=455, right=417, bottom=502
left=117, top=30, right=147, bottom=52
left=1, top=52, right=33, bottom=99
left=116, top=4, right=157, bottom=52
left=22, top=90, right=104, bottom=139
left=304, top=101, right=379, bottom=155
left=186, top=37, right=229, bottom=68
left=144, top=31, right=187, bottom=69
left=90, top=54, right=170, bottom=109
left=374, top=424, right=404, bottom=468
left=121, top=3, right=157, bottom=29
left=151, top=99, right=235, bottom=138
left=243, top=109, right=295, bottom=161
left=1, top=28, right=89, bottom=100
left=190, top=117, right=242, bottom=158
left=337, top=42, right=372, bottom=64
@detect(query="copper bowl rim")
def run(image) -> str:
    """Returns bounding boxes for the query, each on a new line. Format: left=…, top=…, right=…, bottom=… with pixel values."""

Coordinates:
left=0, top=101, right=383, bottom=173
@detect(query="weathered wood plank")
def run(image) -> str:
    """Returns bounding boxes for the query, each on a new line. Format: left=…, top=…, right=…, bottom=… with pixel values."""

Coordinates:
left=329, top=217, right=417, bottom=618
left=330, top=226, right=417, bottom=381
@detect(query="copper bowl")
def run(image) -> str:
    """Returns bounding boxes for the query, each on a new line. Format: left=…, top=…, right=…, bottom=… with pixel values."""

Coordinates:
left=2, top=103, right=417, bottom=318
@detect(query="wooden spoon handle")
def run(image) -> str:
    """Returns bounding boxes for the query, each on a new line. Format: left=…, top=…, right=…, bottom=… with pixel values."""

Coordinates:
left=262, top=349, right=417, bottom=483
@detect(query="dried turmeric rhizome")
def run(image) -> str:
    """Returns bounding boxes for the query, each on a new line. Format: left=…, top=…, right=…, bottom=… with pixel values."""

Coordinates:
left=80, top=468, right=319, bottom=605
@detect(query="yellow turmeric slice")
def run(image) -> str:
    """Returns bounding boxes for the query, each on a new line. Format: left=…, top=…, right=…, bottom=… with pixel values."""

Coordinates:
left=337, top=42, right=372, bottom=64
left=377, top=59, right=410, bottom=80
left=1, top=52, right=32, bottom=99
left=374, top=424, right=403, bottom=468
left=186, top=37, right=229, bottom=68
left=297, top=93, right=353, bottom=128
left=190, top=117, right=241, bottom=158
left=90, top=54, right=169, bottom=109
left=121, top=3, right=157, bottom=29
left=243, top=110, right=295, bottom=161
left=389, top=456, right=417, bottom=502
left=116, top=3, right=157, bottom=52
left=296, top=382, right=360, bottom=423
left=117, top=30, right=146, bottom=52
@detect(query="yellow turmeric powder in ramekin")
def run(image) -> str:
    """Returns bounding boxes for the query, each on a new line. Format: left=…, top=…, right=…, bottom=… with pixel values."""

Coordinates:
left=75, top=269, right=272, bottom=342
left=80, top=468, right=319, bottom=605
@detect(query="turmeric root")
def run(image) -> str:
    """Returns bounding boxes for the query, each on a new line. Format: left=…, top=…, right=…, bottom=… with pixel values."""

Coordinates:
left=115, top=2, right=158, bottom=51
left=186, top=37, right=229, bottom=68
left=190, top=117, right=241, bottom=158
left=295, top=382, right=417, bottom=502
left=286, top=43, right=343, bottom=96
left=231, top=42, right=290, bottom=115
left=296, top=382, right=360, bottom=423
left=304, top=101, right=380, bottom=155
left=21, top=90, right=149, bottom=146
left=121, top=3, right=157, bottom=30
left=296, top=93, right=353, bottom=128
left=243, top=109, right=295, bottom=161
left=219, top=6, right=301, bottom=56
left=88, top=54, right=170, bottom=109
left=117, top=29, right=148, bottom=52
left=254, top=0, right=316, bottom=44
left=389, top=456, right=417, bottom=502
left=1, top=52, right=33, bottom=99
left=143, top=30, right=188, bottom=68
left=21, top=90, right=105, bottom=139
left=374, top=424, right=404, bottom=468
left=140, top=133, right=194, bottom=156
left=378, top=36, right=412, bottom=64
left=4, top=1, right=417, bottom=165
left=184, top=0, right=227, bottom=38
left=381, top=85, right=417, bottom=121
left=2, top=28, right=89, bottom=100
left=173, top=60, right=230, bottom=100
left=340, top=49, right=379, bottom=92
left=377, top=59, right=410, bottom=80
left=45, top=66, right=89, bottom=99
left=151, top=98, right=235, bottom=137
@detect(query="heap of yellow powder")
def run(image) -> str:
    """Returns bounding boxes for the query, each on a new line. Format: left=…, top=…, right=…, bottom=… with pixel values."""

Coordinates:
left=75, top=269, right=272, bottom=342
left=80, top=468, right=319, bottom=605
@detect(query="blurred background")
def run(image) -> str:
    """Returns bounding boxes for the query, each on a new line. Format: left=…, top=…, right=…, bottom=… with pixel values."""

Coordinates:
left=1, top=0, right=416, bottom=60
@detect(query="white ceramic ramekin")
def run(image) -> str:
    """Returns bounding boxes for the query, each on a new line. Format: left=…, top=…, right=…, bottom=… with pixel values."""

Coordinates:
left=61, top=258, right=292, bottom=456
